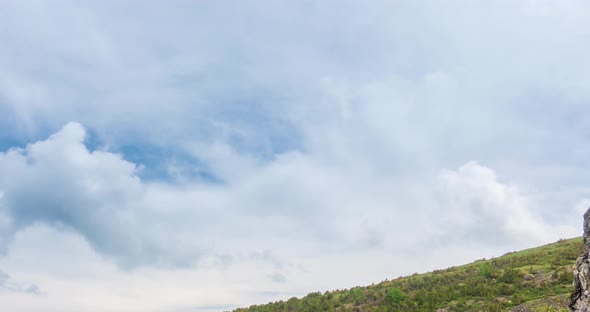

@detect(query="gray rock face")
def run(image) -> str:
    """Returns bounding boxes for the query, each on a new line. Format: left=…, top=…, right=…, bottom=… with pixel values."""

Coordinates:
left=570, top=208, right=590, bottom=311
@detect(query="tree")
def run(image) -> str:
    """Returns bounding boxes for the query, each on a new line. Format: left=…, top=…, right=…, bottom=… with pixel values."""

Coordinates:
left=386, top=288, right=405, bottom=305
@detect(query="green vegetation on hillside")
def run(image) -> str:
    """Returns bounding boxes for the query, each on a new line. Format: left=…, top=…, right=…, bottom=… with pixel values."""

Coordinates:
left=233, top=238, right=582, bottom=312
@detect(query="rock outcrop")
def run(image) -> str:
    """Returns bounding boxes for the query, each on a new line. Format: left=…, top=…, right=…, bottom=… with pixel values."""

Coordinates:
left=570, top=208, right=590, bottom=311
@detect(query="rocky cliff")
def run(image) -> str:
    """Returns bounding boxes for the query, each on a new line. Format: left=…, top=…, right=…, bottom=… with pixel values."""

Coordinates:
left=570, top=208, right=590, bottom=311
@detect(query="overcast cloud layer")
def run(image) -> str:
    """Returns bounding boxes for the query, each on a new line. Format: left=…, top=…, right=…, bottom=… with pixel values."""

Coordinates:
left=0, top=1, right=589, bottom=311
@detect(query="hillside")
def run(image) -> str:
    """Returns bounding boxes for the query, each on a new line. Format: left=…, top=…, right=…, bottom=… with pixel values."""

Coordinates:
left=233, top=238, right=583, bottom=312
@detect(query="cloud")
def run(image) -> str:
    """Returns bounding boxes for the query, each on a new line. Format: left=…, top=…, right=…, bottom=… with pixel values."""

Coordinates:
left=0, top=122, right=198, bottom=268
left=1, top=0, right=589, bottom=161
left=0, top=123, right=579, bottom=272
left=0, top=269, right=41, bottom=295
left=437, top=162, right=567, bottom=246
left=268, top=272, right=287, bottom=284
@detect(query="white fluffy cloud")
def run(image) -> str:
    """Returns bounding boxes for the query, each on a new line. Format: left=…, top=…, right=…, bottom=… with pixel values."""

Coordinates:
left=438, top=162, right=575, bottom=245
left=0, top=124, right=579, bottom=265
left=0, top=123, right=149, bottom=265
left=0, top=122, right=582, bottom=311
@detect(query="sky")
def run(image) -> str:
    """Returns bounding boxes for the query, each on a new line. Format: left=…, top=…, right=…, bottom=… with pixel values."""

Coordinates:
left=0, top=1, right=589, bottom=311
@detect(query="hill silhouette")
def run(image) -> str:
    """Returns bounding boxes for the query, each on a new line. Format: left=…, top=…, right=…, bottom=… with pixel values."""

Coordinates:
left=233, top=238, right=582, bottom=312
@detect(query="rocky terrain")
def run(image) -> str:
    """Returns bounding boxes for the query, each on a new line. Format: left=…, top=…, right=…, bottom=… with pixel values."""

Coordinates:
left=569, top=208, right=590, bottom=311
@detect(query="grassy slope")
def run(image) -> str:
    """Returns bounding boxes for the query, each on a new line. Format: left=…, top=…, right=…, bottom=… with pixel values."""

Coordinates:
left=233, top=237, right=583, bottom=312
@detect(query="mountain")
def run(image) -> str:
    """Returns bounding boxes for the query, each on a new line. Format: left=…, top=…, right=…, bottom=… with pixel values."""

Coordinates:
left=233, top=238, right=582, bottom=312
